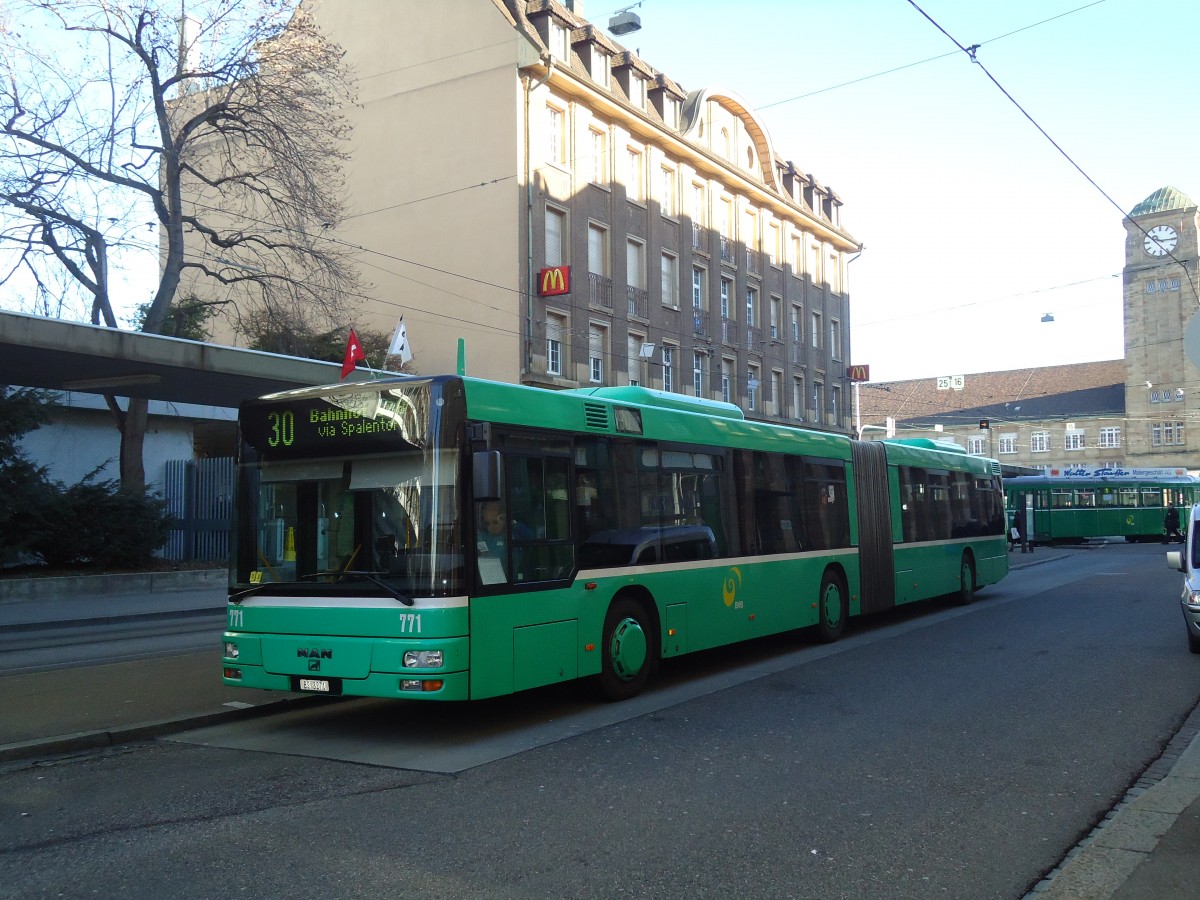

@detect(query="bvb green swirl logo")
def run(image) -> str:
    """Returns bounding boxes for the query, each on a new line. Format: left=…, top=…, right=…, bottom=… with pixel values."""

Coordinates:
left=722, top=566, right=742, bottom=607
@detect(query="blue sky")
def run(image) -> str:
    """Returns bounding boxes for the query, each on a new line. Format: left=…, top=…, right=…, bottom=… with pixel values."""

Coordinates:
left=614, top=0, right=1199, bottom=381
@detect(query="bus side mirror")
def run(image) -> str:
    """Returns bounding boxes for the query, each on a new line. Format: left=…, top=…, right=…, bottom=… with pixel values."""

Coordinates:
left=473, top=451, right=502, bottom=501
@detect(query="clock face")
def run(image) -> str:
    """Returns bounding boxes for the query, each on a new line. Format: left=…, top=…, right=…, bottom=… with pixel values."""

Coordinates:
left=1144, top=224, right=1178, bottom=257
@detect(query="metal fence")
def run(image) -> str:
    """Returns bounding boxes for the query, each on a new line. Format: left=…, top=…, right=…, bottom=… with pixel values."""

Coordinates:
left=162, top=457, right=234, bottom=562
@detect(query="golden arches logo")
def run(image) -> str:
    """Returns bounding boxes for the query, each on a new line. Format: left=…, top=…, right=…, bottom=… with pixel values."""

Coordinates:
left=722, top=566, right=742, bottom=607
left=538, top=265, right=570, bottom=296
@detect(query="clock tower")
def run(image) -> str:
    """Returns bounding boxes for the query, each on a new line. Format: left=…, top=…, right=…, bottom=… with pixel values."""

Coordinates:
left=1122, top=186, right=1199, bottom=465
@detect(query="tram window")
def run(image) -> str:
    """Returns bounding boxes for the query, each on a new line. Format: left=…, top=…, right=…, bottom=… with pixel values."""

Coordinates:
left=1099, top=490, right=1116, bottom=506
left=1077, top=490, right=1096, bottom=508
left=1142, top=489, right=1161, bottom=507
left=1051, top=489, right=1073, bottom=509
left=1118, top=489, right=1139, bottom=506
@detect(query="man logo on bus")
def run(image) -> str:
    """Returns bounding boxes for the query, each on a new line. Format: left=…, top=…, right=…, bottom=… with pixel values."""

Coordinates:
left=538, top=265, right=570, bottom=297
left=723, top=566, right=742, bottom=607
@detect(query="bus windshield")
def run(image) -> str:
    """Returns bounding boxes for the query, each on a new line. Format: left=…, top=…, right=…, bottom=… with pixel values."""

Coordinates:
left=232, top=380, right=464, bottom=597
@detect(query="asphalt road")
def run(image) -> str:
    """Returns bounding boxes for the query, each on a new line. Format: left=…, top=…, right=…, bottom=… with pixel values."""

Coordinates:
left=1, top=543, right=1196, bottom=899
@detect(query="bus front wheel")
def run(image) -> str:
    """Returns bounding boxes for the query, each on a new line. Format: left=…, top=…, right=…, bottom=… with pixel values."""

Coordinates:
left=815, top=570, right=848, bottom=643
left=597, top=597, right=657, bottom=701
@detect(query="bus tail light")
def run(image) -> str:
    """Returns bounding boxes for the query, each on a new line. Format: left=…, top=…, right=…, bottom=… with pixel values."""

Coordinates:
left=224, top=667, right=242, bottom=680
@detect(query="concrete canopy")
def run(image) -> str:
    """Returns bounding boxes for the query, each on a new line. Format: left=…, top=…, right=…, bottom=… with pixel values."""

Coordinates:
left=0, top=311, right=350, bottom=407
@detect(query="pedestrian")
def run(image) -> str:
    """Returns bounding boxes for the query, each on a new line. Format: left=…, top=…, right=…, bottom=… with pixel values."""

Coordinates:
left=1014, top=512, right=1030, bottom=554
left=1164, top=504, right=1183, bottom=544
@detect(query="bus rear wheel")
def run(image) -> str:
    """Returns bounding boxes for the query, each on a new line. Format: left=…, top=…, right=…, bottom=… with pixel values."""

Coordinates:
left=597, top=597, right=657, bottom=701
left=956, top=554, right=976, bottom=606
left=815, top=570, right=848, bottom=643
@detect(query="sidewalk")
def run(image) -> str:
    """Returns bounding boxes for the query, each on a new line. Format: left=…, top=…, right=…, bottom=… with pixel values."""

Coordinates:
left=1, top=559, right=1197, bottom=898
left=0, top=569, right=308, bottom=763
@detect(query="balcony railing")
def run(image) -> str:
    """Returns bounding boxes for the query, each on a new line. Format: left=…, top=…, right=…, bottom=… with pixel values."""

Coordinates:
left=627, top=286, right=649, bottom=319
left=719, top=236, right=734, bottom=263
left=746, top=248, right=760, bottom=274
left=721, top=316, right=738, bottom=345
left=691, top=222, right=703, bottom=250
left=692, top=308, right=711, bottom=338
left=588, top=272, right=612, bottom=310
left=745, top=325, right=764, bottom=355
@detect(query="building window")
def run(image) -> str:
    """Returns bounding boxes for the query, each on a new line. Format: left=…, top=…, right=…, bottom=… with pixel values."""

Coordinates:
left=745, top=285, right=757, bottom=327
left=747, top=364, right=760, bottom=412
left=1031, top=431, right=1049, bottom=453
left=999, top=433, right=1017, bottom=454
left=830, top=319, right=841, bottom=360
left=720, top=277, right=731, bottom=319
left=1064, top=430, right=1085, bottom=451
left=812, top=382, right=824, bottom=419
left=545, top=206, right=566, bottom=267
left=769, top=296, right=781, bottom=340
left=811, top=311, right=822, bottom=349
left=590, top=51, right=609, bottom=87
left=692, top=266, right=705, bottom=310
left=1099, top=426, right=1121, bottom=449
left=626, top=147, right=644, bottom=203
left=791, top=305, right=801, bottom=345
left=693, top=350, right=706, bottom=396
left=589, top=127, right=608, bottom=184
left=628, top=75, right=646, bottom=108
left=547, top=104, right=566, bottom=166
left=721, top=360, right=732, bottom=403
left=627, top=333, right=643, bottom=386
left=546, top=313, right=566, bottom=375
left=659, top=164, right=677, bottom=217
left=771, top=371, right=782, bottom=415
left=793, top=376, right=805, bottom=420
left=967, top=436, right=986, bottom=455
left=588, top=223, right=608, bottom=275
left=662, top=345, right=675, bottom=393
left=660, top=252, right=679, bottom=308
left=547, top=20, right=570, bottom=59
left=831, top=384, right=841, bottom=423
left=692, top=182, right=706, bottom=227
left=589, top=324, right=606, bottom=384
left=767, top=222, right=780, bottom=267
left=808, top=242, right=821, bottom=281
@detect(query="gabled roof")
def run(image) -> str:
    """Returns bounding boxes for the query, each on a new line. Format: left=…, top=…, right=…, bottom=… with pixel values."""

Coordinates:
left=859, top=360, right=1125, bottom=428
left=1130, top=186, right=1196, bottom=216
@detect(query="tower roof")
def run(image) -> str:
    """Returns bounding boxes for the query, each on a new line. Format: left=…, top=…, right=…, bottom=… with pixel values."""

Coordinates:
left=1130, top=186, right=1195, bottom=216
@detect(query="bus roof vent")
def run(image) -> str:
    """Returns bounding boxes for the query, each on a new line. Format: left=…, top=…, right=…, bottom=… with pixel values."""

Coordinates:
left=583, top=402, right=610, bottom=430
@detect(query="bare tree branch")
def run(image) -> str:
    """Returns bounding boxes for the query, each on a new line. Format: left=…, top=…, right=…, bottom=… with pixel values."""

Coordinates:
left=0, top=0, right=365, bottom=487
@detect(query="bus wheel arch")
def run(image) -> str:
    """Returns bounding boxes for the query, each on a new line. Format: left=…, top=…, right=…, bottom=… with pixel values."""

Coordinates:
left=596, top=590, right=659, bottom=702
left=815, top=565, right=849, bottom=643
left=956, top=551, right=977, bottom=606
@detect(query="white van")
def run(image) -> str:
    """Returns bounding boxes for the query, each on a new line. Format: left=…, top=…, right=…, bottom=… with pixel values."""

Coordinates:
left=1165, top=503, right=1200, bottom=653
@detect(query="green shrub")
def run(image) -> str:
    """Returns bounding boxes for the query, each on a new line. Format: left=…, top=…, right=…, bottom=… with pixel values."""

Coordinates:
left=29, top=479, right=170, bottom=568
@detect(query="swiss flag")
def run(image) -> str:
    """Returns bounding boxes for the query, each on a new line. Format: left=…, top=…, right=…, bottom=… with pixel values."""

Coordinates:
left=341, top=328, right=366, bottom=379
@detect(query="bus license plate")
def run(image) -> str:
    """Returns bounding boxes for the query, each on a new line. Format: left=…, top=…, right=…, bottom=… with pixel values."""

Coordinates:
left=299, top=678, right=330, bottom=692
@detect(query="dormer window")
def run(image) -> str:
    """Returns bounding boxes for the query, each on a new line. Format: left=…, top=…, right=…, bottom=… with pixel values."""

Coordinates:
left=548, top=20, right=570, bottom=60
left=591, top=51, right=610, bottom=87
left=628, top=75, right=645, bottom=109
left=663, top=97, right=680, bottom=128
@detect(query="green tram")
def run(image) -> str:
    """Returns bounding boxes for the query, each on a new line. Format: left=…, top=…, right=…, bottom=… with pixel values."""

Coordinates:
left=1004, top=472, right=1200, bottom=544
left=223, top=375, right=1008, bottom=702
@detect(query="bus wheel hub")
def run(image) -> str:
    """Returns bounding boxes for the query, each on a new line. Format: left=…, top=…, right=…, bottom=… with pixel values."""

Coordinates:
left=609, top=617, right=647, bottom=681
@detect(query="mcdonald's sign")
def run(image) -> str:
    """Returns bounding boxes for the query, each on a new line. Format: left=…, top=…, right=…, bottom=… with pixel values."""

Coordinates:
left=846, top=364, right=870, bottom=382
left=538, top=265, right=571, bottom=297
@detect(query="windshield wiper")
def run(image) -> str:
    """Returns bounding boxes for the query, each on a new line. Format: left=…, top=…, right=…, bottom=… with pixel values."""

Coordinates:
left=300, top=570, right=415, bottom=606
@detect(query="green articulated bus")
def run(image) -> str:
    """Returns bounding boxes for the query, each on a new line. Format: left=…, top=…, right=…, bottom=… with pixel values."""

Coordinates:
left=1004, top=471, right=1200, bottom=544
left=223, top=375, right=1008, bottom=702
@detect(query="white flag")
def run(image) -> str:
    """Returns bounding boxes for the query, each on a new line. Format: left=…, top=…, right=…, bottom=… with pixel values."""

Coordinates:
left=388, top=317, right=413, bottom=364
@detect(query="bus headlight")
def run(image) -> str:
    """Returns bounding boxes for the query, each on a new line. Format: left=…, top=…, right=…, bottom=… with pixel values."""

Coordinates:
left=224, top=642, right=240, bottom=659
left=403, top=650, right=444, bottom=669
